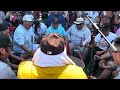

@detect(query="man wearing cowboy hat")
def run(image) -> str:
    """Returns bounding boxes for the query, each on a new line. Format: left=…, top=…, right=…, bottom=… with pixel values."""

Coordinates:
left=66, top=17, right=91, bottom=61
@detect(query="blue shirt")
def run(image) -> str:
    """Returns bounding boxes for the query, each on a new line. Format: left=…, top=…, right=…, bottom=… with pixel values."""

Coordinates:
left=45, top=12, right=66, bottom=28
left=67, top=24, right=91, bottom=46
left=46, top=25, right=66, bottom=37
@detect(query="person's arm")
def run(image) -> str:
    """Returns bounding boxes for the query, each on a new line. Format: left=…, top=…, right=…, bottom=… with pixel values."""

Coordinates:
left=4, top=58, right=18, bottom=70
left=94, top=51, right=111, bottom=60
left=61, top=14, right=67, bottom=28
left=100, top=51, right=111, bottom=60
left=0, top=67, right=17, bottom=79
left=41, top=23, right=47, bottom=36
left=10, top=52, right=25, bottom=61
left=61, top=26, right=68, bottom=44
left=66, top=26, right=72, bottom=42
left=20, top=45, right=35, bottom=56
left=95, top=50, right=107, bottom=55
left=99, top=60, right=115, bottom=70
left=45, top=13, right=52, bottom=27
left=82, top=27, right=91, bottom=46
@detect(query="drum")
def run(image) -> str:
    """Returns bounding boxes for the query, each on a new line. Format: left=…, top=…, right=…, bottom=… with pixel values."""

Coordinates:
left=69, top=56, right=85, bottom=69
left=73, top=49, right=83, bottom=61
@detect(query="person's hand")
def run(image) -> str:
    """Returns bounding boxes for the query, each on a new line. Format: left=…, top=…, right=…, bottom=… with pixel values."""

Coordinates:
left=96, top=51, right=104, bottom=55
left=99, top=61, right=106, bottom=69
left=30, top=50, right=36, bottom=56
left=41, top=32, right=45, bottom=35
left=94, top=55, right=101, bottom=61
left=85, top=42, right=89, bottom=48
left=80, top=41, right=82, bottom=47
left=18, top=57, right=25, bottom=61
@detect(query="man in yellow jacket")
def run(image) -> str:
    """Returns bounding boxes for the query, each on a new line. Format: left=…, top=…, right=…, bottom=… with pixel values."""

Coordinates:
left=17, top=33, right=88, bottom=79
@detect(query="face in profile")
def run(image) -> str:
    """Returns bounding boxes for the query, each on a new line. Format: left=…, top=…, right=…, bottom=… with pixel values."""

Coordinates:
left=0, top=46, right=12, bottom=60
left=0, top=34, right=12, bottom=60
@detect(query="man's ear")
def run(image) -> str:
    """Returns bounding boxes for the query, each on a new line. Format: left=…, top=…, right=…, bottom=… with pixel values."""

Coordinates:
left=0, top=48, right=5, bottom=55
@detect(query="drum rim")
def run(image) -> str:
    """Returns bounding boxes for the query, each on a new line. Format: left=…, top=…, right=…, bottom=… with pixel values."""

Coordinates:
left=69, top=56, right=85, bottom=69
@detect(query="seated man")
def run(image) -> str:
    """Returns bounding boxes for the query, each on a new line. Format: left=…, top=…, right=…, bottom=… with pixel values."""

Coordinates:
left=91, top=36, right=120, bottom=79
left=66, top=17, right=91, bottom=61
left=92, top=23, right=117, bottom=75
left=13, top=14, right=39, bottom=59
left=94, top=23, right=117, bottom=55
left=0, top=34, right=17, bottom=79
left=0, top=22, right=23, bottom=68
left=17, top=33, right=88, bottom=79
left=46, top=17, right=67, bottom=44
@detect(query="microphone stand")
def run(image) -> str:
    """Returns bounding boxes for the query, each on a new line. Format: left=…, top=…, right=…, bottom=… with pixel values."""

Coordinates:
left=82, top=11, right=117, bottom=76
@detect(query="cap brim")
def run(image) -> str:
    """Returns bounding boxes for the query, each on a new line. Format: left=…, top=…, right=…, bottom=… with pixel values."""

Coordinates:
left=74, top=21, right=83, bottom=24
left=23, top=19, right=34, bottom=21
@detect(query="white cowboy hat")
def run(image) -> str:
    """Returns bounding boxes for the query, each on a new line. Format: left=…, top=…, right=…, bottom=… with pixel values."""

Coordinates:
left=74, top=17, right=84, bottom=24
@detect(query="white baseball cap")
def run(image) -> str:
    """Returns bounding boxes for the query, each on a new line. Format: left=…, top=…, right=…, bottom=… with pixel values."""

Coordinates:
left=22, top=14, right=34, bottom=21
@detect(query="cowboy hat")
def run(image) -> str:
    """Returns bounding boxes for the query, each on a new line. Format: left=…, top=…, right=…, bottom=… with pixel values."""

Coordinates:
left=74, top=17, right=84, bottom=24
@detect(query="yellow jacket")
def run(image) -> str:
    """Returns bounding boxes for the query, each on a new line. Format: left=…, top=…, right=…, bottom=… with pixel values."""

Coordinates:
left=17, top=61, right=88, bottom=79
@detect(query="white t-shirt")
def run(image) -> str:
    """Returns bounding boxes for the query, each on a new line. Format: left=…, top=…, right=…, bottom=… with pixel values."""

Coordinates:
left=13, top=24, right=36, bottom=53
left=0, top=61, right=17, bottom=79
left=95, top=32, right=117, bottom=50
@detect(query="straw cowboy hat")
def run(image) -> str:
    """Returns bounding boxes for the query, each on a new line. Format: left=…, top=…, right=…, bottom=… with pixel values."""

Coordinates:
left=74, top=17, right=84, bottom=24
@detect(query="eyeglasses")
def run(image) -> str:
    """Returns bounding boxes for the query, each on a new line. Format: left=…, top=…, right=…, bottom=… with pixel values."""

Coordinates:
left=53, top=22, right=59, bottom=25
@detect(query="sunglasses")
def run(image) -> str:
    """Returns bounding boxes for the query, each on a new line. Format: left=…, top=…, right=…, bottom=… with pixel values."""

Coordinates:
left=76, top=23, right=83, bottom=25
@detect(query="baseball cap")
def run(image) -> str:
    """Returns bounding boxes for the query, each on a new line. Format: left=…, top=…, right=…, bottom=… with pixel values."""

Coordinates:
left=22, top=14, right=34, bottom=21
left=0, top=23, right=9, bottom=32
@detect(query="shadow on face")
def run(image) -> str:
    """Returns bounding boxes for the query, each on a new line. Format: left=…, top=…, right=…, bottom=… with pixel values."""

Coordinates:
left=101, top=29, right=110, bottom=36
left=76, top=23, right=84, bottom=30
left=23, top=21, right=33, bottom=30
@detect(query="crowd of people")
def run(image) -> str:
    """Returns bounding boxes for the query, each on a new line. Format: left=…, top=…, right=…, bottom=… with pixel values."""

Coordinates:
left=0, top=11, right=120, bottom=79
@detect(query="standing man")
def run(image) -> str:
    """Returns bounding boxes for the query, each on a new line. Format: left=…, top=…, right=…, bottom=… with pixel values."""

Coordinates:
left=45, top=11, right=67, bottom=29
